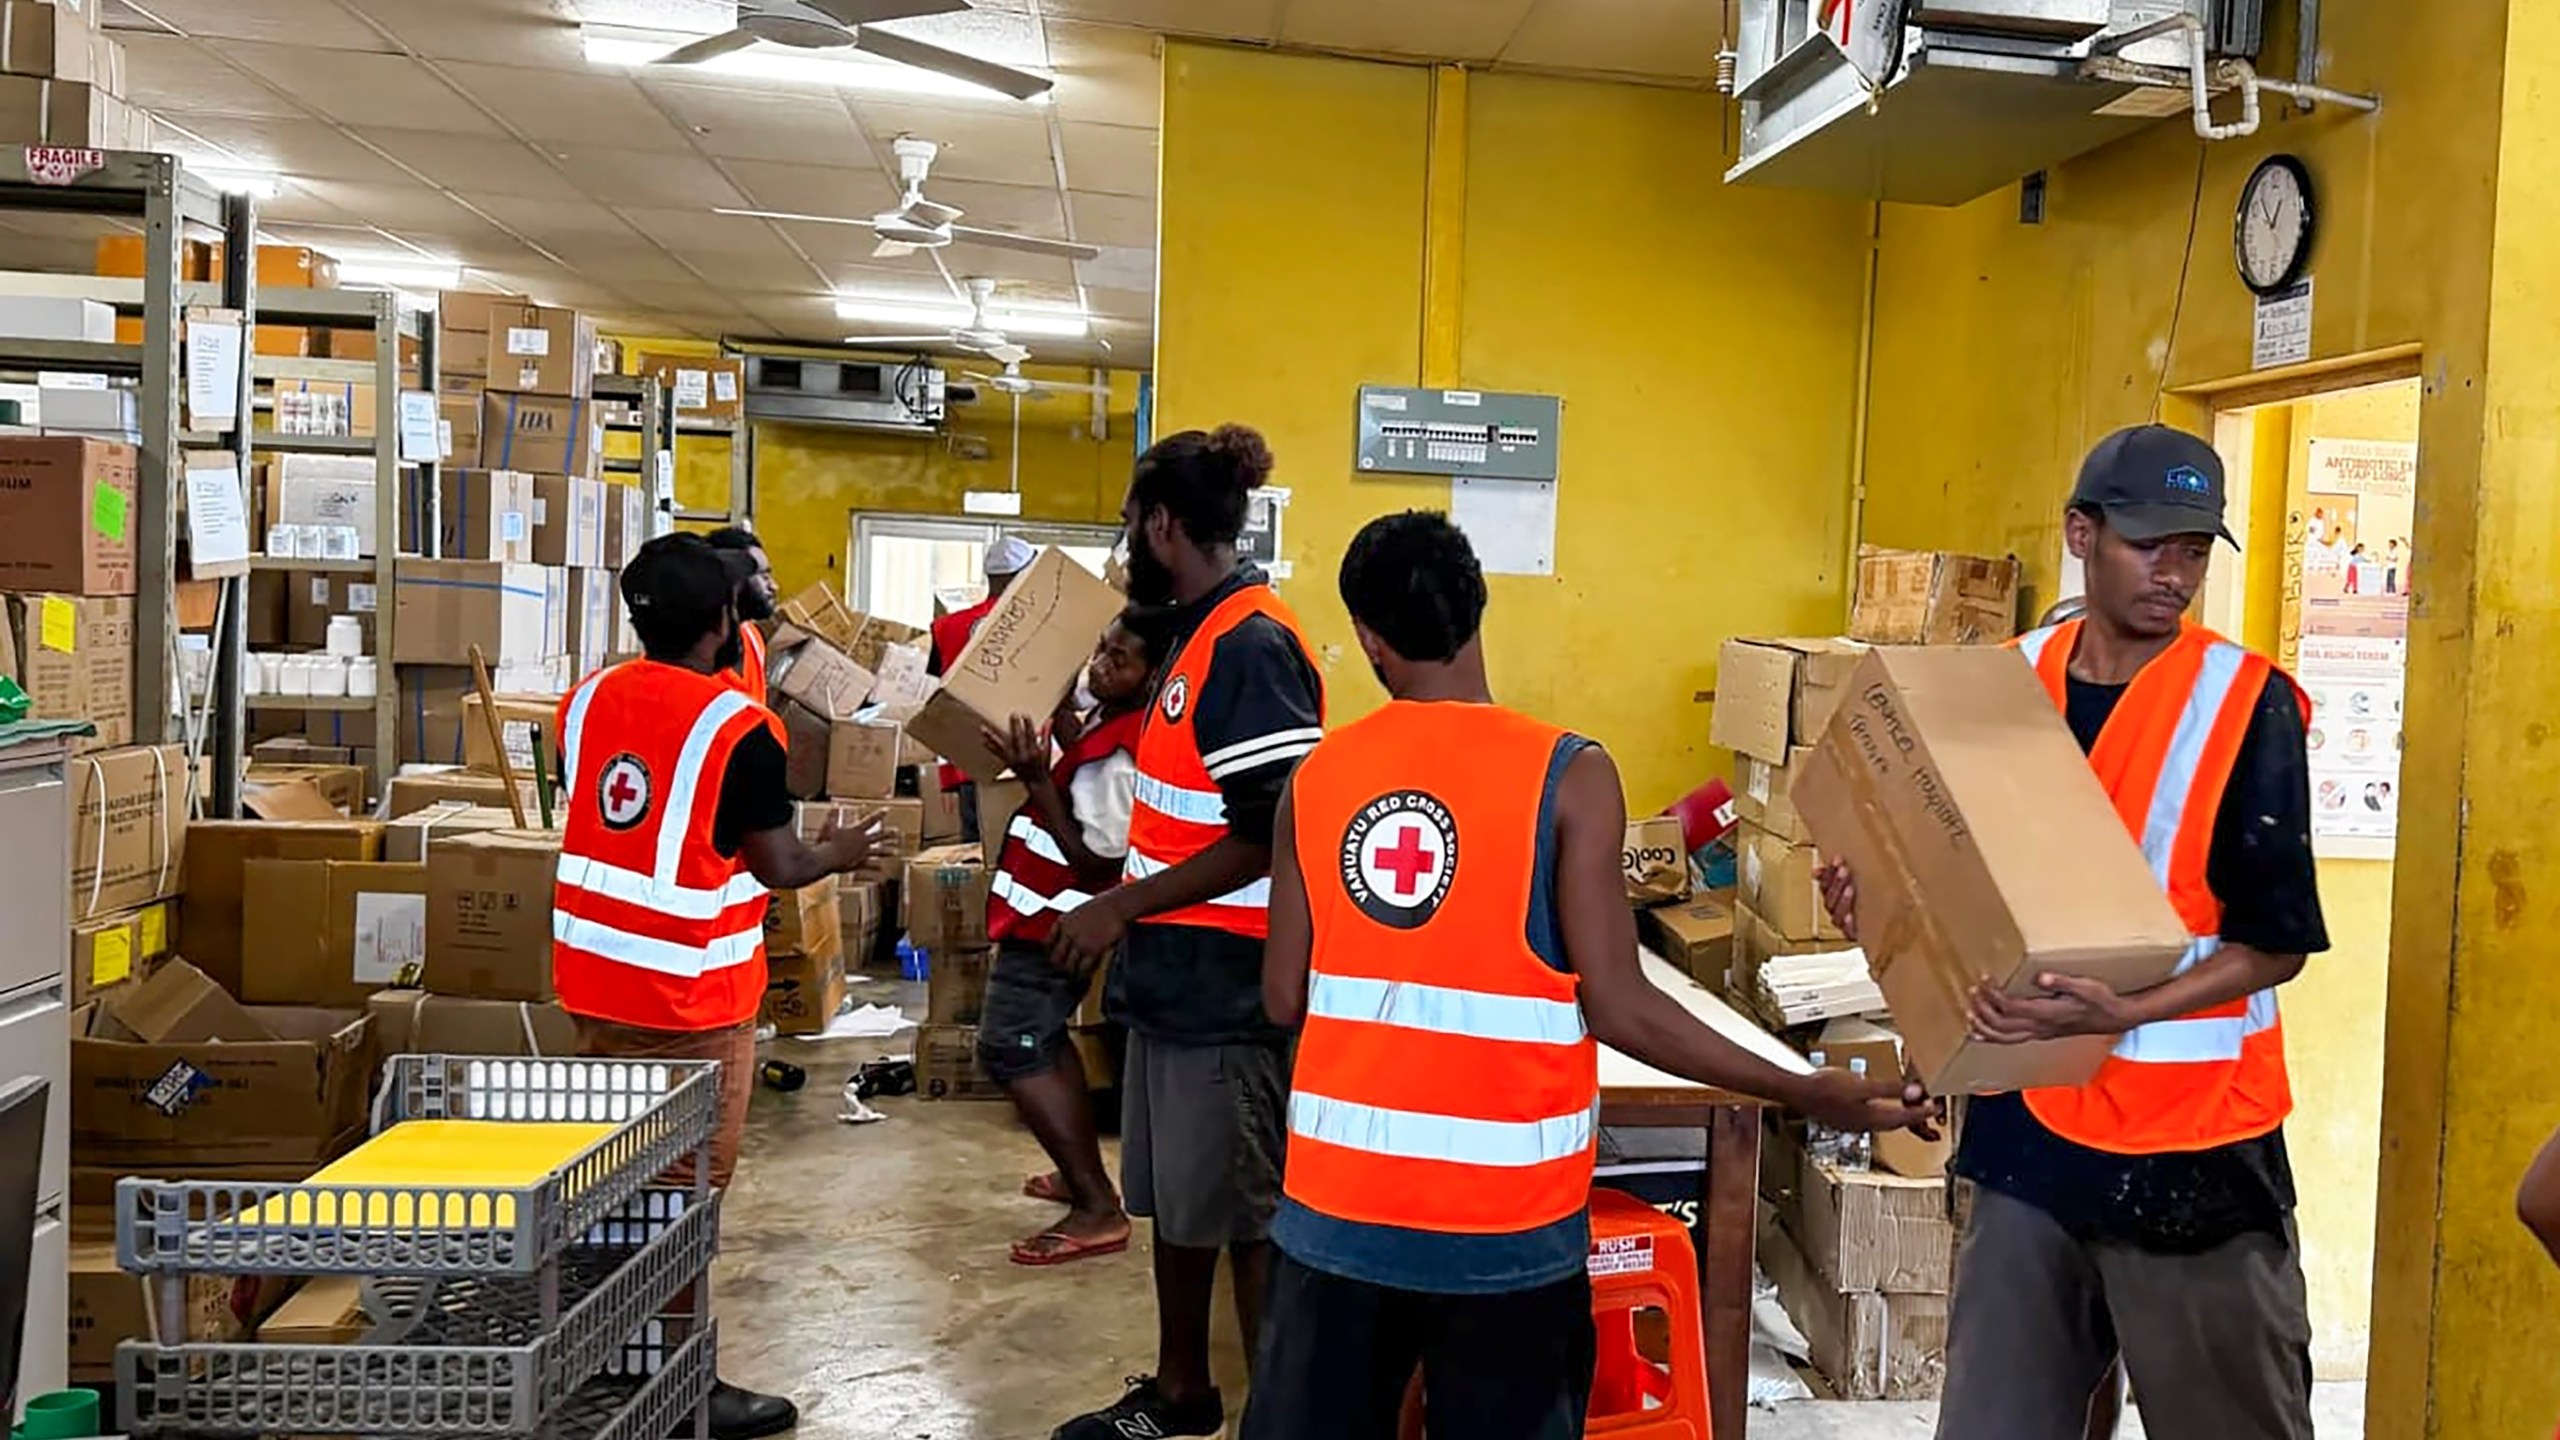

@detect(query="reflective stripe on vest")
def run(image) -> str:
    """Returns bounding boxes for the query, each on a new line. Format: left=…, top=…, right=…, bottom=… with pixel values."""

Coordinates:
left=1305, top=971, right=1587, bottom=1048
left=553, top=909, right=765, bottom=979
left=1124, top=845, right=1271, bottom=909
left=1290, top=1090, right=1600, bottom=1170
left=562, top=684, right=769, bottom=913
left=1200, top=726, right=1323, bottom=781
left=1133, top=771, right=1227, bottom=825
left=989, top=869, right=1097, bottom=918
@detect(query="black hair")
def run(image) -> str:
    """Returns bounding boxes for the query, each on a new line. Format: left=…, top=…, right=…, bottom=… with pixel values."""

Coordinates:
left=1338, top=510, right=1485, bottom=663
left=704, top=526, right=764, bottom=553
left=1112, top=602, right=1172, bottom=665
left=623, top=533, right=737, bottom=660
left=1127, top=423, right=1273, bottom=548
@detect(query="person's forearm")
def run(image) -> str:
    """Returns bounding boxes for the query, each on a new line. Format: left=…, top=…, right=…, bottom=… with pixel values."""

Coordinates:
left=1104, top=834, right=1270, bottom=921
left=2119, top=944, right=2305, bottom=1028
left=1588, top=980, right=1814, bottom=1109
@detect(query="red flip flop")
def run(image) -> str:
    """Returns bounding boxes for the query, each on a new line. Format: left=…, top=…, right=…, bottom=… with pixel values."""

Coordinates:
left=1010, top=1226, right=1132, bottom=1267
left=1021, top=1172, right=1070, bottom=1203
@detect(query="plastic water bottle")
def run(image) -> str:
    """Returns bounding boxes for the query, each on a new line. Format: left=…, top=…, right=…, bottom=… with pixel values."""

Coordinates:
left=1836, top=1058, right=1876, bottom=1172
left=895, top=939, right=930, bottom=982
left=1804, top=1049, right=1841, bottom=1166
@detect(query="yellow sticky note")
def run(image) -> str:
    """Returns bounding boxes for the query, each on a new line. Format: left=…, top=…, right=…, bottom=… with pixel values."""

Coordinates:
left=38, top=596, right=75, bottom=653
left=92, top=926, right=132, bottom=986
left=137, top=904, right=167, bottom=958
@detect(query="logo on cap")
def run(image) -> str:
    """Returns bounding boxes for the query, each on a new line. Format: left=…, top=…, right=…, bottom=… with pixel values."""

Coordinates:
left=1339, top=790, right=1459, bottom=930
left=2165, top=465, right=2212, bottom=496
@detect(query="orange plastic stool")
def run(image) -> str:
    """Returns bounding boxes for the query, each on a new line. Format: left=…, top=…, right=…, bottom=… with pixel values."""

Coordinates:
left=1586, top=1186, right=1712, bottom=1439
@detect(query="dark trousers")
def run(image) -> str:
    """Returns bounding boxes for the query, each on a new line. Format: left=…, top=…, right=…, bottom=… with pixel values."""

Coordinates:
left=957, top=781, right=981, bottom=844
left=1241, top=1251, right=1595, bottom=1440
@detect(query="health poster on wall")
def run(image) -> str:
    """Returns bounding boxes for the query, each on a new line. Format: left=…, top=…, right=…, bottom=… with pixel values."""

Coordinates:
left=2297, top=436, right=2413, bottom=856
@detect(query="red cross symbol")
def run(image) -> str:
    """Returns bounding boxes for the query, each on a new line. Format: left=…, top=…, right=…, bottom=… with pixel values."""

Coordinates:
left=607, top=769, right=641, bottom=813
left=1376, top=825, right=1439, bottom=897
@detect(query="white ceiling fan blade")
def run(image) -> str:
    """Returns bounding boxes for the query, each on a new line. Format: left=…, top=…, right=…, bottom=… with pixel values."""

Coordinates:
left=985, top=342, right=1030, bottom=366
left=871, top=238, right=920, bottom=258
left=653, top=29, right=759, bottom=65
left=946, top=224, right=1101, bottom=262
left=902, top=197, right=962, bottom=228
left=713, top=206, right=881, bottom=229
left=805, top=0, right=968, bottom=23
left=844, top=334, right=954, bottom=345
left=850, top=27, right=1056, bottom=101
left=1043, top=379, right=1109, bottom=395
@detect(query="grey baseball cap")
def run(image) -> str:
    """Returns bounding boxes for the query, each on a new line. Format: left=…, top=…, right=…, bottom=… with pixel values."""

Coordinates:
left=2071, top=425, right=2237, bottom=546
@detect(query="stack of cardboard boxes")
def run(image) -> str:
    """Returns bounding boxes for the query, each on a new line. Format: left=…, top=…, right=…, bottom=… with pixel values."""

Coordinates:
left=907, top=844, right=996, bottom=1099
left=0, top=0, right=139, bottom=151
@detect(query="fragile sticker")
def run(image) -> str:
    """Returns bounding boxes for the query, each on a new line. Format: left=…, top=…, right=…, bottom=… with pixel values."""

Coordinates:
left=24, top=145, right=105, bottom=186
left=1588, top=1234, right=1655, bottom=1277
left=142, top=1059, right=212, bottom=1118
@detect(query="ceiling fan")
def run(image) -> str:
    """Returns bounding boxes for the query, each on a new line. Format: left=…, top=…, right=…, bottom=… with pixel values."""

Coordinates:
left=965, top=356, right=1105, bottom=400
left=652, top=0, right=1052, bottom=102
left=846, top=275, right=1036, bottom=357
left=715, top=135, right=1100, bottom=262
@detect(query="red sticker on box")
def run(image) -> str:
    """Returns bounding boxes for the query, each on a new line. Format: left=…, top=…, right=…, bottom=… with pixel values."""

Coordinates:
left=25, top=146, right=106, bottom=186
left=1588, top=1234, right=1656, bottom=1277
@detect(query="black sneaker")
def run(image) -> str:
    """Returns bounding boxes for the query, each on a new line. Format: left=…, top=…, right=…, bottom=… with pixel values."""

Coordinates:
left=1051, top=1376, right=1225, bottom=1440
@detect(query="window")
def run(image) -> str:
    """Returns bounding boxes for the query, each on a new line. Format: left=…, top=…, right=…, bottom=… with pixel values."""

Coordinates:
left=847, top=513, right=1120, bottom=628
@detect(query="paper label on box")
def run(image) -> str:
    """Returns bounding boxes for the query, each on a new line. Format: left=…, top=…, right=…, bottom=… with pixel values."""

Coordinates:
left=142, top=1058, right=211, bottom=1117
left=1743, top=843, right=1763, bottom=894
left=138, top=904, right=166, bottom=955
left=533, top=497, right=549, bottom=525
left=518, top=363, right=542, bottom=389
left=397, top=391, right=440, bottom=463
left=503, top=512, right=526, bottom=543
left=306, top=577, right=329, bottom=605
left=505, top=325, right=551, bottom=358
left=91, top=926, right=132, bottom=985
left=1588, top=1234, right=1655, bottom=1276
left=348, top=583, right=377, bottom=613
left=1746, top=757, right=1772, bottom=804
left=674, top=370, right=708, bottom=409
left=437, top=418, right=454, bottom=459
left=93, top=481, right=126, bottom=541
left=712, top=370, right=738, bottom=402
left=184, top=461, right=252, bottom=573
left=38, top=596, right=75, bottom=652
left=352, top=891, right=426, bottom=985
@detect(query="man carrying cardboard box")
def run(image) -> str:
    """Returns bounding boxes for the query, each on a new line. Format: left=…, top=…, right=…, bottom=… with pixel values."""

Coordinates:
left=1241, top=512, right=1931, bottom=1440
left=1047, top=427, right=1328, bottom=1440
left=1818, top=427, right=2326, bottom=1440
left=551, top=532, right=884, bottom=1440
left=705, top=526, right=776, bottom=707
left=929, top=534, right=1036, bottom=839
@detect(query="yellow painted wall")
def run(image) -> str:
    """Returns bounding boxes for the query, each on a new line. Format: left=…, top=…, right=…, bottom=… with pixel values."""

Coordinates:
left=603, top=333, right=1139, bottom=595
left=1155, top=45, right=1870, bottom=808
left=1856, top=0, right=2552, bottom=1428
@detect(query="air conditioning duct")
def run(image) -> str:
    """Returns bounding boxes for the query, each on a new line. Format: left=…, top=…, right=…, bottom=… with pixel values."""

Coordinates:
left=740, top=355, right=947, bottom=434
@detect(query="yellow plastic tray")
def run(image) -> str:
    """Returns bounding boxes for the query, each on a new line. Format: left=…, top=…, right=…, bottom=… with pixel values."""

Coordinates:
left=237, top=1120, right=618, bottom=1229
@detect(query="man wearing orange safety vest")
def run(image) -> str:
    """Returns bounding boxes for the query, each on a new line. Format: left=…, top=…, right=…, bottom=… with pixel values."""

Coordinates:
left=553, top=532, right=883, bottom=1440
left=1048, top=426, right=1327, bottom=1440
left=931, top=535, right=1038, bottom=841
left=704, top=527, right=776, bottom=705
left=1240, top=512, right=1932, bottom=1440
left=1821, top=426, right=2327, bottom=1440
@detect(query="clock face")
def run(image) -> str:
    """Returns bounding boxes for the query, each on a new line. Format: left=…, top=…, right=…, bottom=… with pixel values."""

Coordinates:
left=2236, top=157, right=2314, bottom=296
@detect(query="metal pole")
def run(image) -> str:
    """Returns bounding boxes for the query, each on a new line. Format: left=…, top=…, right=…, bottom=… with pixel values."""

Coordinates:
left=135, top=157, right=181, bottom=752
left=210, top=188, right=256, bottom=817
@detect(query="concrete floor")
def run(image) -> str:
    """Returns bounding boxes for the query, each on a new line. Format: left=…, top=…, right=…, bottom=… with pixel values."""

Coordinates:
left=714, top=989, right=2366, bottom=1440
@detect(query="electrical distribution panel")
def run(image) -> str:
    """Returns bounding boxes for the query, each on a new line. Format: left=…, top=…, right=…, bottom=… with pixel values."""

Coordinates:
left=1354, top=386, right=1562, bottom=483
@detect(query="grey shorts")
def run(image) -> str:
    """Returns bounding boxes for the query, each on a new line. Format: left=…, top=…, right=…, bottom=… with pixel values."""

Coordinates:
left=975, top=941, right=1084, bottom=1084
left=1122, top=1032, right=1289, bottom=1249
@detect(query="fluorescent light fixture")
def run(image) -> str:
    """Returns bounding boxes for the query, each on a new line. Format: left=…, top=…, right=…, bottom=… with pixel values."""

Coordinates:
left=194, top=168, right=281, bottom=199
left=963, top=490, right=1024, bottom=517
left=335, top=260, right=463, bottom=291
left=583, top=26, right=1051, bottom=103
left=834, top=295, right=1089, bottom=339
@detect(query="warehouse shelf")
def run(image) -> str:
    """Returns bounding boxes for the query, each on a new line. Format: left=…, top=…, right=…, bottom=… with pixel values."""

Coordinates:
left=248, top=555, right=376, bottom=573
left=0, top=338, right=144, bottom=370
left=252, top=429, right=377, bottom=454
left=244, top=695, right=376, bottom=712
left=254, top=355, right=379, bottom=384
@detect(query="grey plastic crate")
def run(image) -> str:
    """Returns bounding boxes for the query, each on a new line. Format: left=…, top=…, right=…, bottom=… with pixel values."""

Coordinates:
left=116, top=1190, right=713, bottom=1436
left=117, top=1056, right=720, bottom=1278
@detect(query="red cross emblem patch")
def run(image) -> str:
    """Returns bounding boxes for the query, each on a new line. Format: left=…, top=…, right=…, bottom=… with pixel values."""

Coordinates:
left=598, top=753, right=653, bottom=831
left=1339, top=789, right=1458, bottom=930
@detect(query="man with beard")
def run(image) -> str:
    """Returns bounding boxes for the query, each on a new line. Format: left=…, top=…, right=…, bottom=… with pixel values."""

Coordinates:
left=552, top=532, right=883, bottom=1440
left=705, top=526, right=778, bottom=705
left=1048, top=425, right=1325, bottom=1440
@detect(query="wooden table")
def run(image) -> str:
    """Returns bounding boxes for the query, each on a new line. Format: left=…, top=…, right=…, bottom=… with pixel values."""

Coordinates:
left=1595, top=954, right=1804, bottom=1440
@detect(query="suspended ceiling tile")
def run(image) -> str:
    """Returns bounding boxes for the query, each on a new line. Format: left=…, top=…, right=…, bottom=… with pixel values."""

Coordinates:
left=851, top=99, right=1056, bottom=187
left=208, top=43, right=507, bottom=133
left=1082, top=285, right=1154, bottom=323
left=348, top=0, right=589, bottom=67
left=1277, top=0, right=1536, bottom=60
left=937, top=242, right=1075, bottom=288
left=283, top=180, right=497, bottom=231
left=553, top=147, right=747, bottom=209
left=460, top=192, right=647, bottom=244
left=1039, top=0, right=1279, bottom=40
left=252, top=185, right=366, bottom=226
left=931, top=177, right=1065, bottom=233
left=122, top=34, right=307, bottom=118
left=1040, top=21, right=1160, bottom=129
left=818, top=257, right=949, bottom=296
left=357, top=128, right=576, bottom=198
left=129, top=0, right=398, bottom=51
left=438, top=62, right=693, bottom=147
left=861, top=7, right=1050, bottom=71
left=772, top=220, right=945, bottom=273
left=1057, top=121, right=1154, bottom=198
left=148, top=115, right=414, bottom=184
left=716, top=159, right=902, bottom=216
left=1064, top=189, right=1153, bottom=249
left=540, top=240, right=705, bottom=285
left=616, top=205, right=816, bottom=265
left=638, top=79, right=868, bottom=164
left=1497, top=0, right=1722, bottom=79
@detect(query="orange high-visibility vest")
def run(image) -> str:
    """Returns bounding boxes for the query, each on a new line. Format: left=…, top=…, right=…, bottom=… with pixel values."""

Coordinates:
left=1122, top=583, right=1321, bottom=937
left=1283, top=701, right=1599, bottom=1235
left=987, top=706, right=1145, bottom=945
left=2013, top=619, right=2300, bottom=1155
left=552, top=659, right=785, bottom=1032
left=724, top=623, right=768, bottom=707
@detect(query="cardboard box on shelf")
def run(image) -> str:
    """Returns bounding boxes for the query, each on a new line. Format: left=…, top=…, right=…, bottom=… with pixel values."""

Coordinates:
left=1849, top=546, right=2022, bottom=646
left=566, top=566, right=614, bottom=678
left=915, top=1023, right=1003, bottom=1100
left=279, top=569, right=378, bottom=652
left=69, top=1243, right=299, bottom=1380
left=0, top=75, right=142, bottom=146
left=422, top=829, right=560, bottom=1002
left=437, top=291, right=533, bottom=382
left=1791, top=646, right=2190, bottom=1094
left=764, top=880, right=842, bottom=960
left=312, top=326, right=421, bottom=366
left=825, top=718, right=901, bottom=799
left=797, top=797, right=924, bottom=882
left=2, top=592, right=131, bottom=749
left=255, top=1275, right=368, bottom=1346
left=252, top=323, right=309, bottom=358
left=268, top=377, right=377, bottom=438
left=531, top=473, right=607, bottom=568
left=405, top=468, right=536, bottom=563
left=0, top=435, right=137, bottom=594
left=1758, top=1213, right=1948, bottom=1402
left=70, top=742, right=186, bottom=921
left=1711, top=636, right=1864, bottom=766
left=902, top=549, right=1122, bottom=785
left=480, top=391, right=601, bottom=478
left=0, top=1, right=94, bottom=83
left=383, top=801, right=525, bottom=862
left=761, top=946, right=846, bottom=1037
left=772, top=637, right=876, bottom=724
left=906, top=845, right=990, bottom=959
left=178, top=818, right=382, bottom=994
left=265, top=454, right=378, bottom=557
left=604, top=481, right=648, bottom=567
left=71, top=994, right=375, bottom=1167
left=385, top=766, right=540, bottom=818
left=925, top=944, right=992, bottom=1026
left=365, top=989, right=578, bottom=1058
left=480, top=304, right=597, bottom=399
left=1621, top=815, right=1690, bottom=906
left=1639, top=890, right=1737, bottom=988
left=95, top=236, right=222, bottom=283
left=392, top=559, right=554, bottom=667
left=256, top=244, right=341, bottom=289
left=1730, top=902, right=1843, bottom=1004
left=1738, top=822, right=1840, bottom=943
left=440, top=393, right=481, bottom=461
left=238, top=858, right=430, bottom=1006
left=641, top=353, right=745, bottom=423
left=1734, top=746, right=1815, bottom=845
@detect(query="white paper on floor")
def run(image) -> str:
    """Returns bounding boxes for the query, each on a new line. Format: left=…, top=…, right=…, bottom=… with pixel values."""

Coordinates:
left=838, top=1081, right=887, bottom=1125
left=1751, top=1262, right=1815, bottom=1407
left=782, top=1003, right=913, bottom=1041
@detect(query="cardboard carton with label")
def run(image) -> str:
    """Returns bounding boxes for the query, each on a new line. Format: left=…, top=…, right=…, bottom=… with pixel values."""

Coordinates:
left=70, top=742, right=186, bottom=921
left=1712, top=636, right=1864, bottom=766
left=1849, top=546, right=2022, bottom=646
left=0, top=435, right=137, bottom=594
left=3, top=592, right=132, bottom=750
left=1621, top=815, right=1691, bottom=906
left=423, top=829, right=561, bottom=1002
left=238, top=859, right=431, bottom=1007
left=902, top=549, right=1122, bottom=785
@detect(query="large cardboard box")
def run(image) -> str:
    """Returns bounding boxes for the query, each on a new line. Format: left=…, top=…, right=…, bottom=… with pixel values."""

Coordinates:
left=906, top=845, right=990, bottom=958
left=179, top=818, right=382, bottom=994
left=604, top=481, right=648, bottom=566
left=1769, top=1123, right=1953, bottom=1294
left=1790, top=647, right=2190, bottom=1094
left=393, top=559, right=554, bottom=666
left=255, top=1275, right=369, bottom=1346
left=1621, top=815, right=1690, bottom=906
left=778, top=698, right=830, bottom=800
left=69, top=900, right=172, bottom=1007
left=1711, top=637, right=1863, bottom=766
left=481, top=391, right=600, bottom=478
left=826, top=718, right=901, bottom=799
left=69, top=1243, right=298, bottom=1380
left=71, top=995, right=375, bottom=1166
left=405, top=468, right=536, bottom=563
left=441, top=393, right=481, bottom=461
left=92, top=959, right=262, bottom=1045
left=0, top=74, right=142, bottom=147
left=761, top=946, right=846, bottom=1037
left=565, top=566, right=615, bottom=679
left=70, top=742, right=186, bottom=921
left=1849, top=547, right=2022, bottom=646
left=3, top=592, right=131, bottom=749
left=460, top=691, right=563, bottom=776
left=852, top=616, right=926, bottom=674
left=436, top=290, right=533, bottom=385
left=1, top=2, right=94, bottom=83
left=765, top=880, right=842, bottom=959
left=902, top=548, right=1121, bottom=785
left=1759, top=1214, right=1948, bottom=1402
left=480, top=304, right=597, bottom=399
left=531, top=474, right=607, bottom=568
left=385, top=766, right=540, bottom=818
left=366, top=989, right=579, bottom=1058
left=774, top=638, right=876, bottom=724
left=1734, top=746, right=1815, bottom=845
left=423, top=829, right=560, bottom=1001
left=776, top=583, right=861, bottom=655
left=238, top=859, right=430, bottom=1006
left=641, top=352, right=745, bottom=423
left=1737, top=821, right=1841, bottom=943
left=383, top=802, right=524, bottom=862
left=797, top=797, right=923, bottom=882
left=915, top=1022, right=1003, bottom=1100
left=267, top=454, right=379, bottom=557
left=925, top=944, right=992, bottom=1026
left=1640, top=890, right=1737, bottom=988
left=0, top=435, right=137, bottom=593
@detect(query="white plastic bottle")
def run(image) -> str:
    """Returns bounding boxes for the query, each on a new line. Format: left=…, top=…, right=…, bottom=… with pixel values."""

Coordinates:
left=1805, top=1049, right=1839, bottom=1166
left=1837, top=1058, right=1876, bottom=1172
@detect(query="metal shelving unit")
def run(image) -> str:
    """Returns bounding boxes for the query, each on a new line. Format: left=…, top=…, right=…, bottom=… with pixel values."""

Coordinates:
left=594, top=372, right=667, bottom=539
